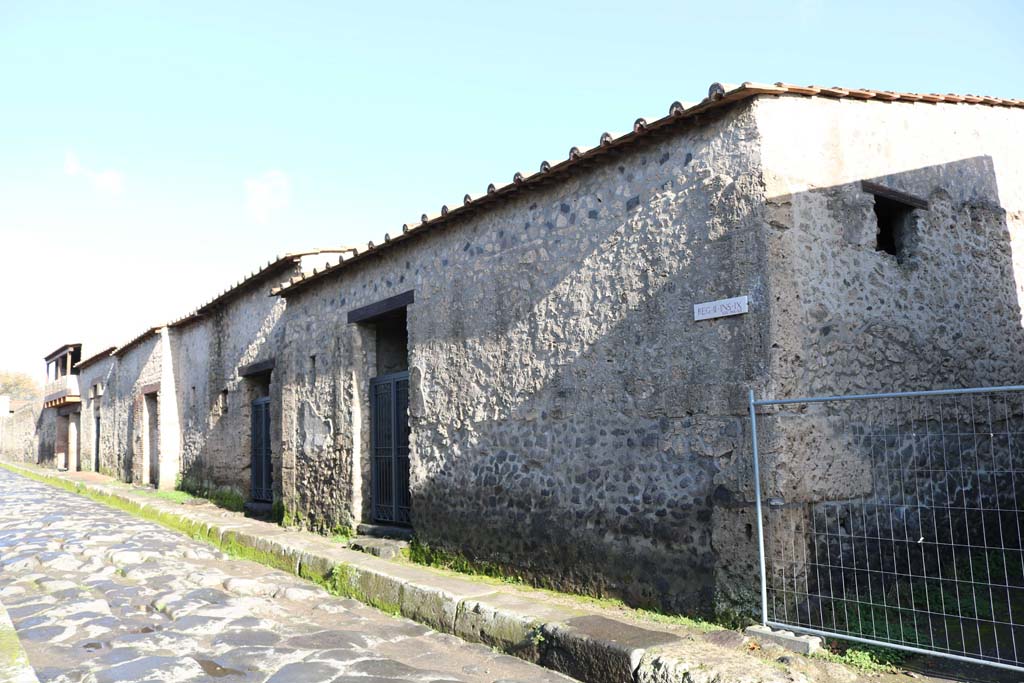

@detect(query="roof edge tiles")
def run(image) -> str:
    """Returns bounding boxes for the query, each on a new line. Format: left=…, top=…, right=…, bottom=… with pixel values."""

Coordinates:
left=273, top=80, right=1023, bottom=298
left=167, top=248, right=353, bottom=328
left=76, top=347, right=117, bottom=371
left=113, top=327, right=164, bottom=358
left=103, top=249, right=353, bottom=360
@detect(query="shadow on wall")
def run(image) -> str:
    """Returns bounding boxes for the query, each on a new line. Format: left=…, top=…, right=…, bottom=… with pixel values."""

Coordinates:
left=406, top=154, right=1023, bottom=620
left=173, top=304, right=285, bottom=503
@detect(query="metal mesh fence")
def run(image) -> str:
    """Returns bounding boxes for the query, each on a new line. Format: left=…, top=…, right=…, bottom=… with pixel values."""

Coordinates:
left=750, top=386, right=1024, bottom=672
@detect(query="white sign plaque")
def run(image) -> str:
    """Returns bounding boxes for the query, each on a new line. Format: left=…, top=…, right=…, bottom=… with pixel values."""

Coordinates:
left=693, top=295, right=749, bottom=321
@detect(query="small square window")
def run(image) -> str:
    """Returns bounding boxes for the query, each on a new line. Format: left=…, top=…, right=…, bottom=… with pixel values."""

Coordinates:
left=873, top=194, right=915, bottom=256
left=862, top=181, right=928, bottom=260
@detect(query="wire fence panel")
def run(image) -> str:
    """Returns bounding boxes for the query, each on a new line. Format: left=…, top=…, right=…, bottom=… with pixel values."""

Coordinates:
left=750, top=386, right=1024, bottom=672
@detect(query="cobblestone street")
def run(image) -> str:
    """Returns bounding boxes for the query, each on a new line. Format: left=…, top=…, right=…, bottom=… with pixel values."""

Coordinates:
left=0, top=469, right=574, bottom=683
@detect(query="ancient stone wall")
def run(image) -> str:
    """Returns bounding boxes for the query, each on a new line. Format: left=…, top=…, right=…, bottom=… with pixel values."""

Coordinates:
left=746, top=96, right=1024, bottom=621
left=0, top=403, right=43, bottom=464
left=753, top=97, right=1024, bottom=508
left=76, top=356, right=117, bottom=475
left=108, top=333, right=164, bottom=484
left=278, top=102, right=771, bottom=614
left=171, top=265, right=296, bottom=501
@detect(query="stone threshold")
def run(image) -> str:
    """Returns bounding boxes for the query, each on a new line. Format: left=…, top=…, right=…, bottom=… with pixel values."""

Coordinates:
left=1, top=462, right=876, bottom=683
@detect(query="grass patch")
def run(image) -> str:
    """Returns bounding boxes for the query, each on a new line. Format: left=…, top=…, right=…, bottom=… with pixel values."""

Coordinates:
left=138, top=489, right=198, bottom=505
left=178, top=479, right=246, bottom=512
left=207, top=487, right=245, bottom=512
left=409, top=537, right=722, bottom=633
left=815, top=641, right=905, bottom=673
left=633, top=607, right=721, bottom=633
left=408, top=538, right=525, bottom=586
left=782, top=546, right=1024, bottom=667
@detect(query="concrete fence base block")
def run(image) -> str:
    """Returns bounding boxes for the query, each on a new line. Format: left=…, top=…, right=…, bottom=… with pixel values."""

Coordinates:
left=744, top=624, right=822, bottom=655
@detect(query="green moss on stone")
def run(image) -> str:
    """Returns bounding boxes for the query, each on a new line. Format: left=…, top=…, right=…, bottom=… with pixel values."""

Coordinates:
left=218, top=532, right=295, bottom=573
left=0, top=623, right=31, bottom=677
left=408, top=538, right=524, bottom=585
left=271, top=499, right=285, bottom=523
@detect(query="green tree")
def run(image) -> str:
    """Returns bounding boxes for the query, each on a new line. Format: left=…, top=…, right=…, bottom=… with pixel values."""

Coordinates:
left=0, top=371, right=41, bottom=401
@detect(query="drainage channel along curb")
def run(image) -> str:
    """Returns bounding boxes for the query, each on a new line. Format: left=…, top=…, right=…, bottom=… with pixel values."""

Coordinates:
left=0, top=463, right=817, bottom=683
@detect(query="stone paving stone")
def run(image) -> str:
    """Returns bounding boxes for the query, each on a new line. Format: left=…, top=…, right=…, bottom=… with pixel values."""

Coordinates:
left=0, top=468, right=577, bottom=683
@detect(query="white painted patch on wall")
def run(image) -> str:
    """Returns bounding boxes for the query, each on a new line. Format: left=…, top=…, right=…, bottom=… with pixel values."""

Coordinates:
left=693, top=295, right=749, bottom=321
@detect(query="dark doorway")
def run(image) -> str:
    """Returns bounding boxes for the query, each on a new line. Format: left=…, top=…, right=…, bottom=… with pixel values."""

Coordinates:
left=144, top=393, right=159, bottom=486
left=251, top=397, right=272, bottom=502
left=94, top=414, right=101, bottom=472
left=373, top=309, right=409, bottom=376
left=248, top=373, right=273, bottom=503
left=362, top=305, right=411, bottom=525
left=371, top=371, right=410, bottom=524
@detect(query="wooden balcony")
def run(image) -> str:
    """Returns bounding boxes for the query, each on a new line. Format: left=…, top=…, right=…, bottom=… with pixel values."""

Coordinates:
left=44, top=375, right=80, bottom=408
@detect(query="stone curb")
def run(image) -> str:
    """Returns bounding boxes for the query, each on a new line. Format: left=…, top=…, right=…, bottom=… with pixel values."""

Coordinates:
left=0, top=596, right=40, bottom=683
left=1, top=463, right=797, bottom=683
left=745, top=624, right=822, bottom=655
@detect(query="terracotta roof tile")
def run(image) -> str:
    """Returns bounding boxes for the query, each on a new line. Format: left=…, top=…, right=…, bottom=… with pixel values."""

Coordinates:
left=272, top=81, right=1024, bottom=297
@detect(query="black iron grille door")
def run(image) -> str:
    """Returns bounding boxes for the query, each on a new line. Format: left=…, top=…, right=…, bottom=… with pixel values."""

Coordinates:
left=371, top=371, right=411, bottom=525
left=251, top=397, right=272, bottom=502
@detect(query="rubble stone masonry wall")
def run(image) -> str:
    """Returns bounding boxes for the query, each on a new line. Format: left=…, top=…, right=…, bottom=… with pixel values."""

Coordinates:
left=77, top=356, right=117, bottom=475
left=0, top=403, right=43, bottom=465
left=171, top=271, right=293, bottom=500
left=278, top=102, right=771, bottom=615
left=743, top=97, right=1024, bottom=616
left=107, top=334, right=166, bottom=485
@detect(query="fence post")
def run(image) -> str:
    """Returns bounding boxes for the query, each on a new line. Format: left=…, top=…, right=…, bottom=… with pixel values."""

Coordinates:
left=749, top=388, right=768, bottom=627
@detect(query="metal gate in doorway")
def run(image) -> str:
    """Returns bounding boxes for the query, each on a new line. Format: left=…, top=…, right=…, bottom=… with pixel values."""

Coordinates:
left=371, top=371, right=411, bottom=525
left=251, top=397, right=272, bottom=503
left=749, top=385, right=1024, bottom=673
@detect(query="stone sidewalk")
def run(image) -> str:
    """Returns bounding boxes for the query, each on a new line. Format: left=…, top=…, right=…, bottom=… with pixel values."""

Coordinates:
left=0, top=462, right=925, bottom=683
left=0, top=468, right=576, bottom=683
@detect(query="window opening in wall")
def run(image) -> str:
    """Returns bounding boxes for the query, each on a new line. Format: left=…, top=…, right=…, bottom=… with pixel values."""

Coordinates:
left=220, top=389, right=229, bottom=414
left=873, top=195, right=915, bottom=256
left=862, top=181, right=928, bottom=260
left=310, top=355, right=317, bottom=383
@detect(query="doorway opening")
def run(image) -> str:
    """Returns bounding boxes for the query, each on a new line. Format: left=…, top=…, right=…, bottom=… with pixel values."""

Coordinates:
left=367, top=307, right=411, bottom=526
left=247, top=373, right=273, bottom=504
left=55, top=414, right=69, bottom=471
left=143, top=393, right=159, bottom=486
left=94, top=413, right=101, bottom=472
left=69, top=413, right=80, bottom=472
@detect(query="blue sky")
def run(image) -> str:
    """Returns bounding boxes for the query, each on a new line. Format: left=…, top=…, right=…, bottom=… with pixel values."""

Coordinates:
left=1, top=0, right=1022, bottom=378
